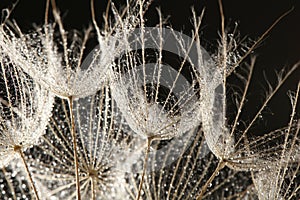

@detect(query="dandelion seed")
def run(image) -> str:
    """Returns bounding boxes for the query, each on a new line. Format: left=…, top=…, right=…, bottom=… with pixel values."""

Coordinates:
left=252, top=83, right=299, bottom=200
left=0, top=16, right=110, bottom=99
left=194, top=1, right=299, bottom=197
left=0, top=53, right=54, bottom=199
left=110, top=12, right=204, bottom=198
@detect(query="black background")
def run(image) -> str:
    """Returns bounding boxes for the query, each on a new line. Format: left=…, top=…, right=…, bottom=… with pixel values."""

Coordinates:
left=1, top=0, right=299, bottom=64
left=1, top=0, right=299, bottom=132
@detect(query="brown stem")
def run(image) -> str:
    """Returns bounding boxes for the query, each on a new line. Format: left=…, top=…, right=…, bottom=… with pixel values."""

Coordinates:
left=136, top=138, right=152, bottom=200
left=91, top=177, right=95, bottom=200
left=68, top=96, right=81, bottom=200
left=196, top=160, right=225, bottom=200
left=16, top=147, right=40, bottom=200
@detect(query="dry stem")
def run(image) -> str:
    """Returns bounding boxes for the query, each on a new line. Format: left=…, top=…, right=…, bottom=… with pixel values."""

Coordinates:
left=68, top=96, right=81, bottom=200
left=136, top=138, right=152, bottom=200
left=196, top=160, right=225, bottom=200
left=15, top=146, right=40, bottom=200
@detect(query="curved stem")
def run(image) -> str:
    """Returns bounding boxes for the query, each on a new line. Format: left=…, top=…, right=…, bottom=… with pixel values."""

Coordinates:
left=136, top=138, right=152, bottom=200
left=16, top=148, right=40, bottom=200
left=196, top=160, right=225, bottom=200
left=68, top=96, right=81, bottom=200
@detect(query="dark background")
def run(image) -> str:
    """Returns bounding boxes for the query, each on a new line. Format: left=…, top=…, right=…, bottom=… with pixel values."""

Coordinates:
left=1, top=0, right=299, bottom=64
left=1, top=0, right=299, bottom=132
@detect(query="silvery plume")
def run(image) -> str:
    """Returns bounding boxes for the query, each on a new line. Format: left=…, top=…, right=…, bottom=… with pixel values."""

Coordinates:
left=111, top=26, right=202, bottom=141
left=0, top=53, right=54, bottom=199
left=199, top=39, right=299, bottom=171
left=252, top=84, right=299, bottom=200
left=110, top=8, right=206, bottom=199
left=0, top=0, right=131, bottom=100
left=193, top=3, right=299, bottom=198
left=0, top=56, right=54, bottom=167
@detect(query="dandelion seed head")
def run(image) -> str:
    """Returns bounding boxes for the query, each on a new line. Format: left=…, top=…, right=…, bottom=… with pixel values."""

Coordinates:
left=30, top=90, right=137, bottom=199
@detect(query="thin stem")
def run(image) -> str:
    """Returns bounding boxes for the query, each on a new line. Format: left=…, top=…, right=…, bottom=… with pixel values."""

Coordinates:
left=234, top=62, right=299, bottom=149
left=50, top=0, right=71, bottom=81
left=90, top=0, right=102, bottom=42
left=229, top=58, right=255, bottom=138
left=218, top=0, right=228, bottom=154
left=16, top=147, right=40, bottom=200
left=44, top=0, right=50, bottom=25
left=68, top=96, right=81, bottom=200
left=227, top=7, right=294, bottom=76
left=104, top=0, right=111, bottom=32
left=136, top=138, right=152, bottom=200
left=91, top=177, right=95, bottom=200
left=196, top=160, right=225, bottom=200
